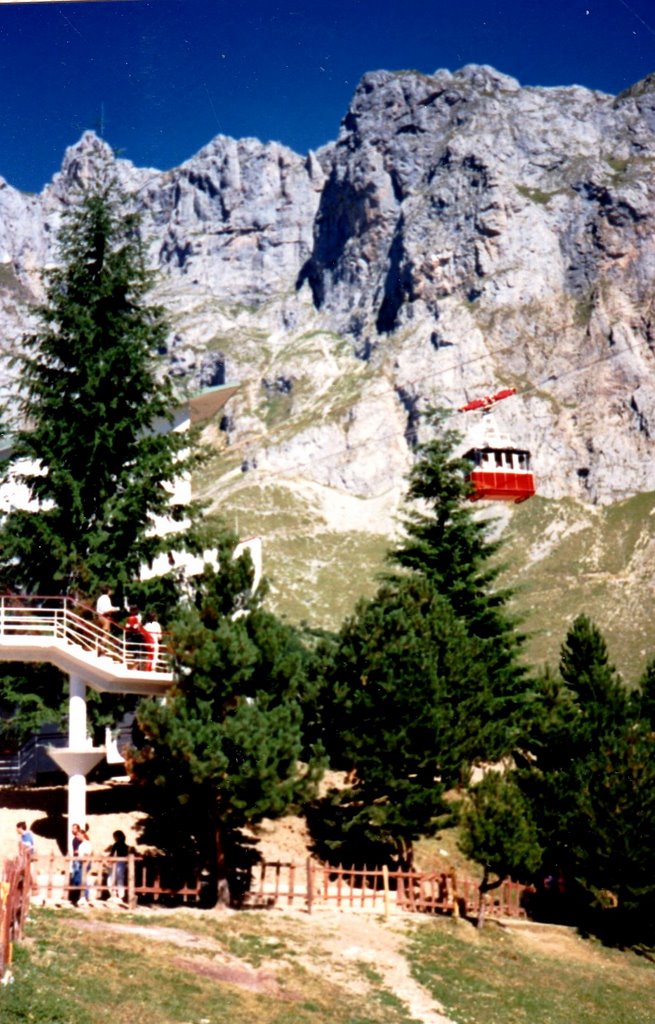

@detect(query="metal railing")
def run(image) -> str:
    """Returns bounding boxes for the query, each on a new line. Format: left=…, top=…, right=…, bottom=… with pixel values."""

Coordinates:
left=0, top=594, right=171, bottom=674
left=0, top=727, right=70, bottom=785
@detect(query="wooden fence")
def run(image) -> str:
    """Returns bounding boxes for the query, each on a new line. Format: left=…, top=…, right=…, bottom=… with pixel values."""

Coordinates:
left=243, top=859, right=530, bottom=920
left=5, top=854, right=528, bottom=943
left=30, top=852, right=202, bottom=909
left=1, top=855, right=32, bottom=977
left=0, top=854, right=531, bottom=981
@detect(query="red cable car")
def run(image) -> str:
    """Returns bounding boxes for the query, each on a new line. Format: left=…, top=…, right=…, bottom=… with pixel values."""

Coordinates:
left=463, top=445, right=536, bottom=504
left=458, top=387, right=536, bottom=504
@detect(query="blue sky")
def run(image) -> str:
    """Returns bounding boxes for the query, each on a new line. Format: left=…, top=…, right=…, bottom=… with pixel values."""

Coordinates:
left=1, top=0, right=654, bottom=193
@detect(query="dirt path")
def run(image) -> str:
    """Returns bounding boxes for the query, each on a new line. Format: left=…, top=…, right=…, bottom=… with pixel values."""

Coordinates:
left=292, top=910, right=456, bottom=1024
left=67, top=908, right=457, bottom=1024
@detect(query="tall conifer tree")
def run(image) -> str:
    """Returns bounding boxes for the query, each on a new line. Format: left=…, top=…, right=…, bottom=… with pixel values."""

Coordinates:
left=306, top=576, right=491, bottom=869
left=0, top=175, right=195, bottom=598
left=389, top=410, right=529, bottom=734
left=307, top=412, right=531, bottom=868
left=0, top=173, right=202, bottom=740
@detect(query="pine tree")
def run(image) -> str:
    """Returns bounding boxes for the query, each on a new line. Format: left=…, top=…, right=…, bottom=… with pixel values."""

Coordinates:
left=458, top=769, right=542, bottom=927
left=0, top=174, right=204, bottom=741
left=306, top=576, right=494, bottom=869
left=0, top=176, right=197, bottom=598
left=306, top=413, right=532, bottom=869
left=519, top=614, right=629, bottom=880
left=389, top=409, right=530, bottom=745
left=129, top=528, right=322, bottom=904
left=0, top=663, right=69, bottom=746
left=516, top=616, right=655, bottom=942
left=631, top=656, right=655, bottom=728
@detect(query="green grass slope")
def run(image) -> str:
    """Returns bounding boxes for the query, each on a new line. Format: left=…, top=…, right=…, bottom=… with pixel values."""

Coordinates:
left=410, top=916, right=655, bottom=1024
left=500, top=493, right=655, bottom=682
left=208, top=473, right=655, bottom=681
left=3, top=906, right=653, bottom=1024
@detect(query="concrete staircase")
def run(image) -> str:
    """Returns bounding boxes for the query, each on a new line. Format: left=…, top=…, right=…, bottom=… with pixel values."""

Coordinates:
left=0, top=595, right=173, bottom=695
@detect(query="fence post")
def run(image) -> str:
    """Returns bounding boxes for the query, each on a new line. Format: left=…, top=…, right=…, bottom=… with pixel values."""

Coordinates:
left=17, top=860, right=30, bottom=940
left=1, top=871, right=12, bottom=972
left=127, top=854, right=136, bottom=909
left=306, top=857, right=313, bottom=915
left=451, top=872, right=460, bottom=917
left=382, top=864, right=390, bottom=920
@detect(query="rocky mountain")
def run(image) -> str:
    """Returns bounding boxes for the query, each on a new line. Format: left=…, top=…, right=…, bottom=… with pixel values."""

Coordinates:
left=2, top=64, right=655, bottom=673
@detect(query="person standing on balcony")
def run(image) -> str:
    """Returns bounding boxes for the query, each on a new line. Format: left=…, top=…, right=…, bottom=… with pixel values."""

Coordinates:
left=125, top=605, right=145, bottom=668
left=142, top=611, right=162, bottom=671
left=95, top=587, right=119, bottom=634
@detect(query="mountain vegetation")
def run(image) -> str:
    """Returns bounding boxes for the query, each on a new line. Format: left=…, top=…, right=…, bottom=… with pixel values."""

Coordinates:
left=513, top=615, right=655, bottom=946
left=0, top=184, right=321, bottom=906
left=306, top=414, right=532, bottom=870
left=130, top=526, right=322, bottom=905
left=4, top=904, right=654, bottom=1024
left=0, top=175, right=213, bottom=742
left=2, top=69, right=655, bottom=950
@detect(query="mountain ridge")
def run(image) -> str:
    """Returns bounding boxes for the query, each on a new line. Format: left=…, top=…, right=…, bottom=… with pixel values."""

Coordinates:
left=2, top=63, right=655, bottom=671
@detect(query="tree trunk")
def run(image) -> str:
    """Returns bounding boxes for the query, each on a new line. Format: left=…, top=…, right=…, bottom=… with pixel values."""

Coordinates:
left=477, top=868, right=504, bottom=929
left=397, top=836, right=414, bottom=873
left=215, top=825, right=231, bottom=907
left=204, top=811, right=231, bottom=908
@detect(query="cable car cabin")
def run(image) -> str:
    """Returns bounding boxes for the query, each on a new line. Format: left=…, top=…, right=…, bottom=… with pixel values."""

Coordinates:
left=463, top=446, right=536, bottom=504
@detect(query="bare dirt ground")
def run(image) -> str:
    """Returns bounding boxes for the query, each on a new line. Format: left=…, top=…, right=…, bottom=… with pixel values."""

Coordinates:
left=58, top=905, right=606, bottom=1024
left=0, top=773, right=344, bottom=864
left=1, top=780, right=458, bottom=1022
left=0, top=779, right=150, bottom=862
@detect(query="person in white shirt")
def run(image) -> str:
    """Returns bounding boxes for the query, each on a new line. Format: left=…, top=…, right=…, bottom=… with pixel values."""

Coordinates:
left=95, top=587, right=119, bottom=633
left=142, top=611, right=162, bottom=671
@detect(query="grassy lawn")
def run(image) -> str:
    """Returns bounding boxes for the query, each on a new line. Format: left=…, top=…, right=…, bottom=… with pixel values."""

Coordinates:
left=0, top=908, right=415, bottom=1024
left=408, top=918, right=655, bottom=1024
left=3, top=907, right=654, bottom=1024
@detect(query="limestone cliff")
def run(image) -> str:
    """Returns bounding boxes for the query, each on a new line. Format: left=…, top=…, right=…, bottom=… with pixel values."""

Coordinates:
left=2, top=65, right=655, bottom=666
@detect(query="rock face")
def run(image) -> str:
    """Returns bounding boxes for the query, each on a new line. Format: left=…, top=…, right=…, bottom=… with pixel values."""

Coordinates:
left=2, top=64, right=655, bottom=513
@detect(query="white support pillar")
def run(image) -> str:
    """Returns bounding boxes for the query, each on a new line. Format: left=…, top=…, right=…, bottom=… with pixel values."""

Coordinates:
left=47, top=673, right=104, bottom=853
left=68, top=773, right=87, bottom=845
left=68, top=674, right=87, bottom=846
left=69, top=673, right=87, bottom=749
